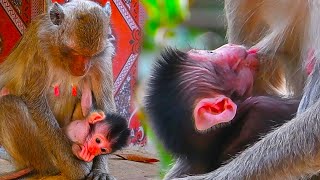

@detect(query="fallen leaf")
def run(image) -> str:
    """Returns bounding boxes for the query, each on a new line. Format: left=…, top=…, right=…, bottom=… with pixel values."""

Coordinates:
left=114, top=153, right=159, bottom=163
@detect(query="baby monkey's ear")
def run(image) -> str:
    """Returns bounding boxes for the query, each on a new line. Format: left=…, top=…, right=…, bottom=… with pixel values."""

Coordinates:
left=88, top=111, right=106, bottom=124
left=193, top=95, right=237, bottom=131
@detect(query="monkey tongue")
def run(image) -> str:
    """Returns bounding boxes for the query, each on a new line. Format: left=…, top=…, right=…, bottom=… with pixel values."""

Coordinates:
left=68, top=55, right=91, bottom=76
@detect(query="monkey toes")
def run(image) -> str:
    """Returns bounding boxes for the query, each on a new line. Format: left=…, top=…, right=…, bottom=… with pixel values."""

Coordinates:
left=86, top=170, right=117, bottom=180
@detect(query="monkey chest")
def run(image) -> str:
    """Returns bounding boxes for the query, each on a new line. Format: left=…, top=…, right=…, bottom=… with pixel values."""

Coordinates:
left=47, top=84, right=82, bottom=127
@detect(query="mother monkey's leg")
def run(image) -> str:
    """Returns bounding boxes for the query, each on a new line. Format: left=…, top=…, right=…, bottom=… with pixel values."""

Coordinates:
left=0, top=95, right=57, bottom=174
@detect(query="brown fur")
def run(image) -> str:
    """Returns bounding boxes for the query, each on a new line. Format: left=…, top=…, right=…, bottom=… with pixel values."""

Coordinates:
left=0, top=0, right=116, bottom=179
left=171, top=1, right=320, bottom=179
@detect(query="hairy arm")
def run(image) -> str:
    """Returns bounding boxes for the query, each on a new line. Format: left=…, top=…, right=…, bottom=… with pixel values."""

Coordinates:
left=90, top=58, right=116, bottom=113
left=164, top=157, right=192, bottom=180
left=21, top=54, right=89, bottom=179
left=298, top=63, right=320, bottom=114
left=88, top=59, right=116, bottom=179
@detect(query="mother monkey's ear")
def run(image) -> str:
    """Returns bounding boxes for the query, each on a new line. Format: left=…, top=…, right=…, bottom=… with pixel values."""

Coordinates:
left=102, top=1, right=115, bottom=41
left=49, top=3, right=65, bottom=26
left=103, top=1, right=112, bottom=17
left=91, top=0, right=112, bottom=16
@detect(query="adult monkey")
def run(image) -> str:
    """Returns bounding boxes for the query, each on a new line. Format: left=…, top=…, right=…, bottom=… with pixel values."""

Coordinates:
left=0, top=0, right=117, bottom=179
left=173, top=0, right=320, bottom=180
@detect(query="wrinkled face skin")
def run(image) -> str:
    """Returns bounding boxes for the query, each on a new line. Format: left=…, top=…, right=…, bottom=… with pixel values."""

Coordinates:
left=188, top=44, right=258, bottom=97
left=69, top=120, right=112, bottom=162
left=188, top=44, right=259, bottom=132
left=85, top=121, right=112, bottom=156
left=60, top=48, right=94, bottom=77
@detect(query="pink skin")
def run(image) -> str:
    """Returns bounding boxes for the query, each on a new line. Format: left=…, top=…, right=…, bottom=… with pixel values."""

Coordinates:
left=188, top=44, right=258, bottom=97
left=81, top=80, right=92, bottom=117
left=188, top=44, right=258, bottom=71
left=306, top=49, right=315, bottom=75
left=85, top=124, right=112, bottom=155
left=193, top=96, right=237, bottom=131
left=188, top=44, right=259, bottom=131
left=68, top=54, right=92, bottom=77
left=0, top=87, right=10, bottom=97
left=65, top=111, right=112, bottom=162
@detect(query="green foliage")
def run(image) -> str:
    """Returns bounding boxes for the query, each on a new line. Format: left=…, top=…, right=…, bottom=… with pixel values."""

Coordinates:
left=146, top=126, right=174, bottom=178
left=139, top=1, right=227, bottom=178
left=139, top=0, right=188, bottom=175
left=141, top=0, right=190, bottom=50
left=137, top=106, right=174, bottom=178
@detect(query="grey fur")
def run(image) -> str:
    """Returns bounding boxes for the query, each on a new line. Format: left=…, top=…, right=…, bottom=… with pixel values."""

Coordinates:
left=164, top=158, right=192, bottom=180
left=103, top=1, right=112, bottom=16
left=49, top=3, right=64, bottom=25
left=298, top=63, right=320, bottom=114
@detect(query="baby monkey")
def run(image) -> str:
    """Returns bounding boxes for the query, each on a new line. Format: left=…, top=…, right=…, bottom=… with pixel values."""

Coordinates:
left=0, top=81, right=130, bottom=163
left=65, top=110, right=130, bottom=162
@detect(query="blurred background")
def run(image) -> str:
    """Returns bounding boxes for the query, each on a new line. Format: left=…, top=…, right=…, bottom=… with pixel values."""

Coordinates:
left=137, top=0, right=227, bottom=177
left=139, top=0, right=226, bottom=82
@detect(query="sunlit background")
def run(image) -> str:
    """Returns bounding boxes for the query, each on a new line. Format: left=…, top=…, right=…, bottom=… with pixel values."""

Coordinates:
left=137, top=0, right=227, bottom=177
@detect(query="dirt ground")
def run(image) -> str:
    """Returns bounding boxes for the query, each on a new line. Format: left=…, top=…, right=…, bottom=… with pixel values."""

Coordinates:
left=0, top=147, right=160, bottom=180
left=109, top=154, right=159, bottom=180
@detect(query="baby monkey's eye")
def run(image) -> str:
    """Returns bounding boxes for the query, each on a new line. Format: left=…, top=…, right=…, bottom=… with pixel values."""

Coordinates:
left=96, top=138, right=101, bottom=144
